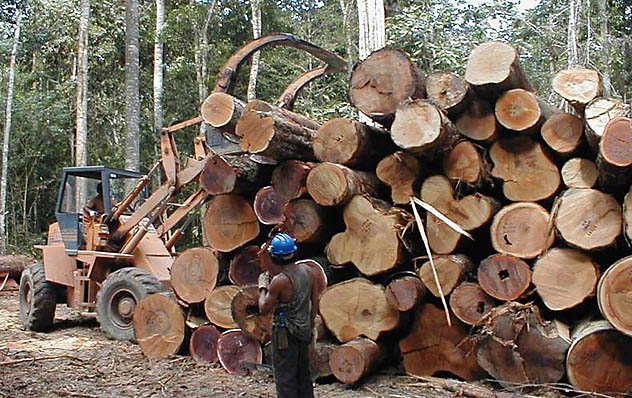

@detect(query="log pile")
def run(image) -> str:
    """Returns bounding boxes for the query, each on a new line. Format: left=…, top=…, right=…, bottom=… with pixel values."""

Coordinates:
left=132, top=41, right=632, bottom=394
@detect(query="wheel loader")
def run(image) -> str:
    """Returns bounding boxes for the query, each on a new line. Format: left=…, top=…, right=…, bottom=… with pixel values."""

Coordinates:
left=18, top=33, right=346, bottom=340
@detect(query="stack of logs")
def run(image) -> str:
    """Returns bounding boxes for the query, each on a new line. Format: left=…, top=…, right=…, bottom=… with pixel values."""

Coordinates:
left=132, top=41, right=632, bottom=394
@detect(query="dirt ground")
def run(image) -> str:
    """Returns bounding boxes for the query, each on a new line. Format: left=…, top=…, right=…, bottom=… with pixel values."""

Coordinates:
left=1, top=287, right=569, bottom=398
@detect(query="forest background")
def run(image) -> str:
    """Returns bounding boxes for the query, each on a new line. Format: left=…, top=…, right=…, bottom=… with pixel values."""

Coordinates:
left=0, top=0, right=629, bottom=255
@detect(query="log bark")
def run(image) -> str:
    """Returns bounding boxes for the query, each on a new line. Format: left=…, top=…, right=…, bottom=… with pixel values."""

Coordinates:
left=475, top=303, right=570, bottom=386
left=203, top=194, right=260, bottom=252
left=541, top=113, right=584, bottom=157
left=235, top=99, right=319, bottom=161
left=585, top=97, right=631, bottom=150
left=425, top=71, right=472, bottom=117
left=170, top=247, right=219, bottom=304
left=253, top=186, right=287, bottom=225
left=390, top=99, right=458, bottom=156
left=561, top=158, right=598, bottom=188
left=400, top=302, right=485, bottom=380
left=455, top=97, right=499, bottom=142
left=0, top=255, right=33, bottom=275
left=490, top=136, right=560, bottom=201
left=190, top=324, right=221, bottom=365
left=200, top=154, right=272, bottom=195
left=133, top=293, right=185, bottom=359
left=229, top=245, right=263, bottom=286
left=384, top=273, right=426, bottom=312
left=200, top=92, right=245, bottom=135
left=313, top=118, right=393, bottom=168
left=217, top=329, right=263, bottom=376
left=597, top=116, right=632, bottom=189
left=319, top=278, right=400, bottom=342
left=349, top=47, right=426, bottom=127
left=552, top=68, right=602, bottom=114
left=495, top=89, right=555, bottom=134
left=566, top=320, right=632, bottom=394
left=598, top=255, right=632, bottom=337
left=326, top=196, right=409, bottom=276
left=442, top=140, right=489, bottom=187
left=533, top=248, right=599, bottom=311
left=624, top=185, right=632, bottom=243
left=282, top=199, right=329, bottom=244
left=329, top=338, right=384, bottom=384
left=204, top=285, right=240, bottom=329
left=270, top=160, right=315, bottom=201
left=421, top=175, right=499, bottom=254
left=231, top=285, right=272, bottom=343
left=464, top=41, right=532, bottom=98
left=478, top=254, right=532, bottom=301
left=306, top=162, right=380, bottom=206
left=418, top=254, right=473, bottom=298
left=376, top=151, right=421, bottom=205
left=554, top=188, right=621, bottom=251
left=310, top=340, right=337, bottom=380
left=449, top=282, right=495, bottom=325
left=490, top=202, right=554, bottom=259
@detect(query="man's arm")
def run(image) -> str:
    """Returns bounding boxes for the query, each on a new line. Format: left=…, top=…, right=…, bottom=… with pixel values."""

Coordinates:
left=258, top=275, right=286, bottom=316
left=309, top=267, right=323, bottom=322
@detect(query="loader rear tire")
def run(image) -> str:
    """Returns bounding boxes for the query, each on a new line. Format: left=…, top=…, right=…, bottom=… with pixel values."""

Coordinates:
left=96, top=267, right=164, bottom=341
left=19, top=263, right=59, bottom=332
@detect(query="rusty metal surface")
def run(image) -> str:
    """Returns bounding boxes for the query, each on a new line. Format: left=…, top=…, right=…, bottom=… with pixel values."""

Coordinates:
left=130, top=232, right=173, bottom=284
left=276, top=65, right=328, bottom=110
left=41, top=246, right=77, bottom=287
left=162, top=116, right=203, bottom=133
left=156, top=189, right=208, bottom=237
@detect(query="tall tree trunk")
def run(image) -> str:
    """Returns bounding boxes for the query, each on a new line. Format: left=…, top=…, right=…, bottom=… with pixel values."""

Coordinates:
left=125, top=0, right=140, bottom=178
left=339, top=0, right=354, bottom=70
left=356, top=0, right=385, bottom=124
left=247, top=0, right=262, bottom=101
left=598, top=0, right=611, bottom=96
left=567, top=0, right=579, bottom=68
left=75, top=0, right=89, bottom=210
left=154, top=0, right=165, bottom=140
left=195, top=2, right=216, bottom=137
left=0, top=14, right=22, bottom=255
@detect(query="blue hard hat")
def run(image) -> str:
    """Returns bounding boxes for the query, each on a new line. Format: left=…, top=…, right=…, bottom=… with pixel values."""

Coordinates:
left=269, top=233, right=297, bottom=255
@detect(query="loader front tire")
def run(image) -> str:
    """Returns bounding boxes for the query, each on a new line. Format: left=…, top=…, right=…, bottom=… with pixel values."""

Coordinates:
left=96, top=267, right=164, bottom=341
left=19, top=263, right=58, bottom=332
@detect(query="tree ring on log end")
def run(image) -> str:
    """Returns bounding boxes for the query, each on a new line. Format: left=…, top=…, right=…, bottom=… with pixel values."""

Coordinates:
left=490, top=202, right=553, bottom=259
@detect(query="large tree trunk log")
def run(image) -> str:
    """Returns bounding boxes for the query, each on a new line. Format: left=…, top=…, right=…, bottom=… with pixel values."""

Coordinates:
left=384, top=272, right=426, bottom=312
left=490, top=136, right=560, bottom=201
left=554, top=188, right=621, bottom=251
left=0, top=255, right=33, bottom=277
left=490, top=202, right=554, bottom=259
left=170, top=247, right=219, bottom=304
left=455, top=97, right=499, bottom=142
left=235, top=99, right=319, bottom=161
left=465, top=41, right=532, bottom=98
left=585, top=97, right=631, bottom=150
left=133, top=293, right=185, bottom=359
left=597, top=116, right=632, bottom=189
left=495, top=89, right=556, bottom=134
left=306, top=162, right=380, bottom=206
left=624, top=186, right=632, bottom=243
left=376, top=151, right=422, bottom=205
left=203, top=194, right=260, bottom=252
left=270, top=160, right=316, bottom=200
left=443, top=140, right=489, bottom=188
left=231, top=285, right=272, bottom=343
left=253, top=186, right=287, bottom=225
left=282, top=199, right=329, bottom=244
left=561, top=157, right=598, bottom=188
left=329, top=338, right=384, bottom=384
left=400, top=302, right=485, bottom=380
left=326, top=196, right=409, bottom=276
left=349, top=47, right=426, bottom=127
left=475, top=303, right=570, bottom=386
left=598, top=255, right=632, bottom=337
left=566, top=321, right=632, bottom=394
left=478, top=254, right=532, bottom=301
left=552, top=68, right=602, bottom=114
left=421, top=175, right=499, bottom=254
left=200, top=154, right=272, bottom=195
left=541, top=113, right=584, bottom=157
left=533, top=248, right=599, bottom=311
left=425, top=71, right=472, bottom=117
left=391, top=99, right=458, bottom=156
left=310, top=340, right=337, bottom=380
left=217, top=329, right=263, bottom=376
left=229, top=245, right=263, bottom=286
left=418, top=254, right=473, bottom=298
left=200, top=92, right=245, bottom=136
left=204, top=285, right=240, bottom=329
left=449, top=282, right=495, bottom=325
left=319, top=278, right=400, bottom=342
left=190, top=324, right=221, bottom=365
left=313, top=118, right=393, bottom=168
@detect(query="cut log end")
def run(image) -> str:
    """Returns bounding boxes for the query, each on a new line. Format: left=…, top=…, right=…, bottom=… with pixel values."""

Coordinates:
left=282, top=199, right=328, bottom=244
left=170, top=247, right=219, bottom=304
left=449, top=282, right=495, bottom=325
left=231, top=285, right=272, bottom=343
left=253, top=186, right=287, bottom=225
left=205, top=285, right=241, bottom=329
left=598, top=255, right=632, bottom=337
left=391, top=100, right=456, bottom=155
left=465, top=41, right=530, bottom=95
left=418, top=255, right=472, bottom=297
left=490, top=202, right=554, bottom=259
left=455, top=98, right=498, bottom=142
left=541, top=113, right=584, bottom=155
left=201, top=92, right=244, bottom=129
left=384, top=274, right=426, bottom=312
left=551, top=68, right=601, bottom=108
left=329, top=338, right=383, bottom=384
left=133, top=293, right=185, bottom=360
left=217, top=329, right=263, bottom=376
left=561, top=158, right=598, bottom=188
left=495, top=89, right=546, bottom=133
left=229, top=245, right=263, bottom=286
left=203, top=194, right=260, bottom=252
left=478, top=254, right=532, bottom=301
left=376, top=151, right=421, bottom=205
left=599, top=117, right=632, bottom=168
left=306, top=163, right=379, bottom=207
left=425, top=71, right=470, bottom=115
left=190, top=324, right=221, bottom=365
left=442, top=141, right=485, bottom=185
left=271, top=160, right=313, bottom=200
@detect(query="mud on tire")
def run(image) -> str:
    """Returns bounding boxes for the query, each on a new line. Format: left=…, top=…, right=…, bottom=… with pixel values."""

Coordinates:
left=19, top=263, right=59, bottom=332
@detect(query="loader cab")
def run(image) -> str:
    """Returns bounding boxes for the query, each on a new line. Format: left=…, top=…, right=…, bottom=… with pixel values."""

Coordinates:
left=55, top=166, right=144, bottom=255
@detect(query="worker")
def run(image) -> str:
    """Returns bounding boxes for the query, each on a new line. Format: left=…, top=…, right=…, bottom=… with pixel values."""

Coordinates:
left=258, top=232, right=321, bottom=398
left=82, top=183, right=112, bottom=239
